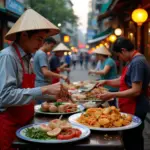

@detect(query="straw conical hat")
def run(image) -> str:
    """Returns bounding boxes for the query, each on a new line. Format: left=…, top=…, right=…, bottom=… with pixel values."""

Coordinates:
left=94, top=46, right=111, bottom=56
left=53, top=43, right=70, bottom=52
left=5, top=9, right=60, bottom=41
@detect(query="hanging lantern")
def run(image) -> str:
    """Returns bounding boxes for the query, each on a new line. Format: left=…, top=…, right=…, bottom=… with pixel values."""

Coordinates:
left=131, top=8, right=148, bottom=26
left=109, top=34, right=117, bottom=43
left=64, top=35, right=70, bottom=43
left=114, top=28, right=122, bottom=36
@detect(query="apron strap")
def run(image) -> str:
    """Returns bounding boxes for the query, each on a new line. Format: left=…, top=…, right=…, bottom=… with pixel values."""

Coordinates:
left=12, top=43, right=26, bottom=74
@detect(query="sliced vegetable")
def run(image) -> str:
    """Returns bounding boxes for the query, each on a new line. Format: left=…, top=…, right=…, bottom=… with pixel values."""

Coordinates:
left=47, top=128, right=61, bottom=137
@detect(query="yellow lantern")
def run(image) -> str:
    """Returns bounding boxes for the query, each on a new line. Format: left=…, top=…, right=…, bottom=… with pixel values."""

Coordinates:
left=132, top=8, right=148, bottom=26
left=71, top=46, right=75, bottom=50
left=114, top=28, right=122, bottom=36
left=64, top=35, right=70, bottom=43
left=109, top=34, right=117, bottom=43
left=96, top=45, right=99, bottom=49
left=99, top=43, right=103, bottom=47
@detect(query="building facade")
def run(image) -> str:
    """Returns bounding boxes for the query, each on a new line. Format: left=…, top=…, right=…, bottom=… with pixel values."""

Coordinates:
left=0, top=0, right=25, bottom=49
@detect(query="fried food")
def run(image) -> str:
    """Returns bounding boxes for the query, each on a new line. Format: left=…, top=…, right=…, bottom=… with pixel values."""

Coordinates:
left=77, top=106, right=132, bottom=128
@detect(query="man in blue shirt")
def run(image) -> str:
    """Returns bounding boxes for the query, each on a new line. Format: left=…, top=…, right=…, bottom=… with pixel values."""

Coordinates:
left=34, top=37, right=68, bottom=87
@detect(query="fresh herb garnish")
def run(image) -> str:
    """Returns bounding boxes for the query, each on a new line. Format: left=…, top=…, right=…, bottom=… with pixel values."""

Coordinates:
left=24, top=127, right=56, bottom=140
left=54, top=102, right=63, bottom=107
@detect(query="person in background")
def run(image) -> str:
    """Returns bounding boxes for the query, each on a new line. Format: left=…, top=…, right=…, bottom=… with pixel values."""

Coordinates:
left=0, top=9, right=61, bottom=150
left=90, top=54, right=96, bottom=69
left=89, top=60, right=101, bottom=81
left=84, top=53, right=90, bottom=69
left=72, top=52, right=78, bottom=69
left=89, top=46, right=118, bottom=106
left=79, top=52, right=84, bottom=69
left=65, top=53, right=71, bottom=77
left=33, top=38, right=68, bottom=103
left=97, top=37, right=150, bottom=150
left=49, top=43, right=70, bottom=84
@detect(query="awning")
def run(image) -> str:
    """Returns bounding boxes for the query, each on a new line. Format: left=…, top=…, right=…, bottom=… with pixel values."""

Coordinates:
left=87, top=28, right=113, bottom=44
left=100, top=0, right=113, bottom=13
left=97, top=0, right=129, bottom=21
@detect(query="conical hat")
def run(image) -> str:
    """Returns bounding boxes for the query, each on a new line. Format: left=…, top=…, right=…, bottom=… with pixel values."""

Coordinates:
left=94, top=46, right=111, bottom=56
left=53, top=43, right=70, bottom=52
left=5, top=9, right=60, bottom=41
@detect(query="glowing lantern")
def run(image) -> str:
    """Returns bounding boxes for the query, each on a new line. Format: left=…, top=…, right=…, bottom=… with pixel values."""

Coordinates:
left=109, top=34, right=117, bottom=43
left=132, top=8, right=148, bottom=26
left=64, top=35, right=70, bottom=43
left=114, top=28, right=122, bottom=36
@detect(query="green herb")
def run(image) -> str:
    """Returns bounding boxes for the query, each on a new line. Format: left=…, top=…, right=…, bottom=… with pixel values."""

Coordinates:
left=24, top=127, right=56, bottom=140
left=54, top=102, right=63, bottom=107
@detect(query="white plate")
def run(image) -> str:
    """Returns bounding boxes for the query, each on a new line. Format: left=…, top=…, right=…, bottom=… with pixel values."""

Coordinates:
left=16, top=122, right=90, bottom=143
left=68, top=113, right=142, bottom=131
left=34, top=104, right=85, bottom=115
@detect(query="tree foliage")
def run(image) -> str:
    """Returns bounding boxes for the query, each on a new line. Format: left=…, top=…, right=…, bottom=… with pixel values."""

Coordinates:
left=25, top=0, right=78, bottom=26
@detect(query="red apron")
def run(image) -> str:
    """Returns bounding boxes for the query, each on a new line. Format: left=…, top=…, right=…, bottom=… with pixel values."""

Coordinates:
left=118, top=51, right=139, bottom=114
left=52, top=70, right=60, bottom=84
left=0, top=43, right=35, bottom=150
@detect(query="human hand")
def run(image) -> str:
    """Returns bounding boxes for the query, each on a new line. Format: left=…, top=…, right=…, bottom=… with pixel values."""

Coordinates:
left=97, top=92, right=114, bottom=101
left=61, top=75, right=70, bottom=83
left=96, top=80, right=107, bottom=87
left=46, top=82, right=61, bottom=95
left=88, top=70, right=95, bottom=74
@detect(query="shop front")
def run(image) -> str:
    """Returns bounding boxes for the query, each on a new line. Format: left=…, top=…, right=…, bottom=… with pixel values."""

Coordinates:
left=0, top=0, right=24, bottom=50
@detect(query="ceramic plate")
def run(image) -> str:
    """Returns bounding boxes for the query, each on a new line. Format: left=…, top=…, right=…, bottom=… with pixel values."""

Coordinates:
left=34, top=104, right=85, bottom=115
left=16, top=123, right=90, bottom=143
left=68, top=113, right=142, bottom=131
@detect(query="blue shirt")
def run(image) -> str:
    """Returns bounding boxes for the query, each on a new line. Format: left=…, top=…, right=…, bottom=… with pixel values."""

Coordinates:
left=49, top=55, right=60, bottom=71
left=100, top=57, right=118, bottom=91
left=125, top=55, right=150, bottom=115
left=0, top=44, right=42, bottom=112
left=33, top=50, right=51, bottom=87
left=65, top=55, right=71, bottom=65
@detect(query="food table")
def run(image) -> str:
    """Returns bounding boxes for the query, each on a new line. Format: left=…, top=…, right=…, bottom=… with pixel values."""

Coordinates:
left=12, top=113, right=124, bottom=150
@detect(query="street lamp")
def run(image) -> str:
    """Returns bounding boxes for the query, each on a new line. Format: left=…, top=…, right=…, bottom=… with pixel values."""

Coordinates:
left=131, top=8, right=148, bottom=50
left=109, top=34, right=117, bottom=43
left=58, top=23, right=62, bottom=27
left=114, top=28, right=122, bottom=36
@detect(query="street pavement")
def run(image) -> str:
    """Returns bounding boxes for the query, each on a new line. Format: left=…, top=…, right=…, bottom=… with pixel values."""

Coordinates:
left=68, top=63, right=98, bottom=82
left=67, top=63, right=150, bottom=150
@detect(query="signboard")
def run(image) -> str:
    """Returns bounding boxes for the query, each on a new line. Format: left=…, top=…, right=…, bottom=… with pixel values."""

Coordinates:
left=0, top=0, right=4, bottom=8
left=6, top=0, right=24, bottom=15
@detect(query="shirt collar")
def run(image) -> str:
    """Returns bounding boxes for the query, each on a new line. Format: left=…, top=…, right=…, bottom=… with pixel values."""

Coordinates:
left=14, top=43, right=27, bottom=58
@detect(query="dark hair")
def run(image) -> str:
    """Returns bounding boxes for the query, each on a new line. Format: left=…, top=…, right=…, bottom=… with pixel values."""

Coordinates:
left=44, top=37, right=57, bottom=44
left=15, top=29, right=49, bottom=42
left=100, top=54, right=108, bottom=58
left=112, top=37, right=134, bottom=53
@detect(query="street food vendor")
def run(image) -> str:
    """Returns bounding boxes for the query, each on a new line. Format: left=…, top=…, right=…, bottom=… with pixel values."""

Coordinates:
left=0, top=9, right=61, bottom=150
left=97, top=37, right=150, bottom=150
left=49, top=43, right=70, bottom=84
left=89, top=46, right=118, bottom=106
